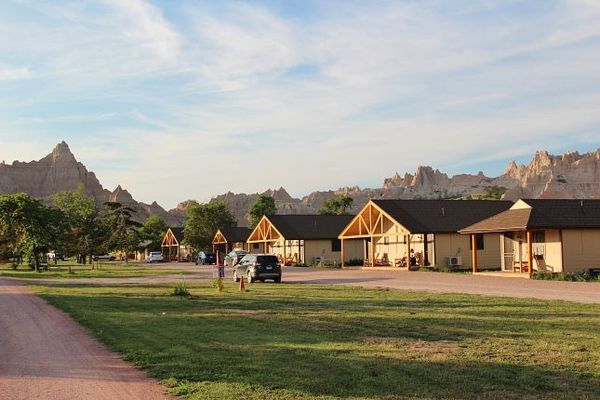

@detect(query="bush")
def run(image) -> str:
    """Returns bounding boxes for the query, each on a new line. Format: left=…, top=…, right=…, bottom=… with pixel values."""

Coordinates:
left=171, top=281, right=191, bottom=296
left=533, top=272, right=599, bottom=282
left=345, top=258, right=364, bottom=266
left=211, top=278, right=224, bottom=293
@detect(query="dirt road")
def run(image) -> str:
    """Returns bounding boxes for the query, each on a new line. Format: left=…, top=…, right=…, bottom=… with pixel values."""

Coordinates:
left=0, top=279, right=173, bottom=400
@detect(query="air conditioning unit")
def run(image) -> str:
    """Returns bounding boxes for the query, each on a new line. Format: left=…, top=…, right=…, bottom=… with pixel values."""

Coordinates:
left=446, top=256, right=462, bottom=267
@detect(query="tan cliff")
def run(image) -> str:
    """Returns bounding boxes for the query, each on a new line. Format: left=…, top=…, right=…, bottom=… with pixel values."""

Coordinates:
left=1, top=142, right=598, bottom=226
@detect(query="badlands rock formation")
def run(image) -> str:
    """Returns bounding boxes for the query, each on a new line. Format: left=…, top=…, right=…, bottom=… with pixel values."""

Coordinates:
left=1, top=142, right=598, bottom=226
left=0, top=142, right=185, bottom=225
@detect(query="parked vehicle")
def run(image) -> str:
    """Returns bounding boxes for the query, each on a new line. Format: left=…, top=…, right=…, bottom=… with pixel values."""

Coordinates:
left=146, top=251, right=164, bottom=263
left=92, top=254, right=116, bottom=261
left=224, top=249, right=247, bottom=267
left=195, top=252, right=216, bottom=265
left=233, top=254, right=281, bottom=283
left=46, top=251, right=65, bottom=261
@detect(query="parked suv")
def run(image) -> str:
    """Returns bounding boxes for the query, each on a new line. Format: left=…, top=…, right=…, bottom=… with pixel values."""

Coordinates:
left=233, top=254, right=281, bottom=283
left=146, top=251, right=164, bottom=263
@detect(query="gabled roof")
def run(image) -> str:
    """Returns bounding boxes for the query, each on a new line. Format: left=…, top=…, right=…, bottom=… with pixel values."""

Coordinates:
left=267, top=215, right=354, bottom=240
left=219, top=226, right=251, bottom=243
left=169, top=227, right=184, bottom=243
left=460, top=199, right=600, bottom=233
left=371, top=199, right=513, bottom=233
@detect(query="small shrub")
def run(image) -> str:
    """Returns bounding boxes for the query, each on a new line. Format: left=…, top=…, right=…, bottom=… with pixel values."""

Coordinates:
left=533, top=272, right=599, bottom=282
left=211, top=278, right=224, bottom=293
left=345, top=258, right=364, bottom=267
left=171, top=281, right=191, bottom=296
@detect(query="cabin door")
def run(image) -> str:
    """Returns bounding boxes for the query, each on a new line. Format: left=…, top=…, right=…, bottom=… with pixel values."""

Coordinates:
left=502, top=233, right=514, bottom=271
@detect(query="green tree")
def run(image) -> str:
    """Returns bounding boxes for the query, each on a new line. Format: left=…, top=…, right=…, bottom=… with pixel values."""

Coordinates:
left=102, top=202, right=142, bottom=262
left=184, top=201, right=236, bottom=251
left=51, top=186, right=102, bottom=264
left=139, top=214, right=167, bottom=252
left=0, top=193, right=68, bottom=270
left=317, top=195, right=354, bottom=215
left=248, top=195, right=277, bottom=228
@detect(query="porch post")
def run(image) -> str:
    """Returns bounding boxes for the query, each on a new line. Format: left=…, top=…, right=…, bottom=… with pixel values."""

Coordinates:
left=471, top=234, right=478, bottom=273
left=527, top=230, right=533, bottom=278
left=225, top=243, right=229, bottom=254
left=263, top=241, right=267, bottom=253
left=341, top=238, right=345, bottom=269
left=370, top=236, right=376, bottom=267
left=283, top=240, right=287, bottom=266
left=406, top=234, right=411, bottom=269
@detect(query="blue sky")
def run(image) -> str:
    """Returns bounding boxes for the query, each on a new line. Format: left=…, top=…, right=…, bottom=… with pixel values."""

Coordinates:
left=0, top=0, right=599, bottom=208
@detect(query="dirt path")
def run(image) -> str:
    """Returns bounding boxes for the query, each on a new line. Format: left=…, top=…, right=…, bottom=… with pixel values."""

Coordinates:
left=0, top=279, right=173, bottom=400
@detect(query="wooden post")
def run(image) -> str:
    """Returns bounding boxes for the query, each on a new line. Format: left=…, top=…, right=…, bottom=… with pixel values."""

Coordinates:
left=471, top=234, right=478, bottom=273
left=341, top=238, right=345, bottom=269
left=263, top=241, right=267, bottom=253
left=283, top=240, right=287, bottom=266
left=370, top=237, right=376, bottom=268
left=299, top=241, right=302, bottom=264
left=225, top=243, right=228, bottom=254
left=406, top=234, right=411, bottom=269
left=527, top=230, right=533, bottom=278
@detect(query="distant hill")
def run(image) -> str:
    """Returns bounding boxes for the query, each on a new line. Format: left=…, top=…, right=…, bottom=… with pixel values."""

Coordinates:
left=0, top=142, right=186, bottom=226
left=1, top=142, right=598, bottom=226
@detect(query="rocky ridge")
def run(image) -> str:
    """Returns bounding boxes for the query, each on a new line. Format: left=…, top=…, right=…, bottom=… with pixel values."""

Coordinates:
left=1, top=142, right=598, bottom=226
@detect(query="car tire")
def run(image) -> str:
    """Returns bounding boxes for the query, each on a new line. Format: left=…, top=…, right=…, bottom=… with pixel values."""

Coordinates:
left=274, top=277, right=281, bottom=283
left=233, top=271, right=240, bottom=282
left=259, top=278, right=265, bottom=283
left=247, top=271, right=254, bottom=283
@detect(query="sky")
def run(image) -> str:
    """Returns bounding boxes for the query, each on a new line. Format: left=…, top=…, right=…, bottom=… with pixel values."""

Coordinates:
left=0, top=0, right=599, bottom=208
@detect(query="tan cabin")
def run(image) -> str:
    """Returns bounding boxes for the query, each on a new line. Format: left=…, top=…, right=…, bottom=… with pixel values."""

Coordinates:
left=161, top=227, right=192, bottom=262
left=339, top=199, right=512, bottom=269
left=212, top=227, right=251, bottom=254
left=246, top=215, right=363, bottom=266
left=460, top=199, right=600, bottom=277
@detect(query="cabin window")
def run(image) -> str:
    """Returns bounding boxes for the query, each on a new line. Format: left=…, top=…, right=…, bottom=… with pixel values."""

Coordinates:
left=532, top=231, right=546, bottom=256
left=469, top=233, right=485, bottom=250
left=331, top=239, right=341, bottom=252
left=383, top=237, right=389, bottom=245
left=252, top=243, right=260, bottom=250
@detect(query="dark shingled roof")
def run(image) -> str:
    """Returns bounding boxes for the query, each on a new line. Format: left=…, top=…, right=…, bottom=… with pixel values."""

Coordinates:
left=372, top=199, right=513, bottom=233
left=220, top=226, right=251, bottom=243
left=169, top=227, right=184, bottom=243
left=267, top=215, right=354, bottom=240
left=460, top=199, right=600, bottom=233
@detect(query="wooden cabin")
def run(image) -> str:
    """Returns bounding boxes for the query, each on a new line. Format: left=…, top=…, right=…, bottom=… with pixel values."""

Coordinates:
left=212, top=227, right=251, bottom=254
left=460, top=199, right=600, bottom=277
left=339, top=200, right=512, bottom=269
left=161, top=227, right=192, bottom=262
left=246, top=215, right=363, bottom=266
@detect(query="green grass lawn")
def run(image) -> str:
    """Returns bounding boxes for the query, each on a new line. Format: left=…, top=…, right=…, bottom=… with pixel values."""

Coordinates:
left=0, top=264, right=189, bottom=279
left=32, top=282, right=600, bottom=399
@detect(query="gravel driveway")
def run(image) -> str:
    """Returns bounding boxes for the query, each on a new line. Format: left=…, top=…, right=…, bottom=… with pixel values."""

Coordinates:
left=0, top=279, right=173, bottom=400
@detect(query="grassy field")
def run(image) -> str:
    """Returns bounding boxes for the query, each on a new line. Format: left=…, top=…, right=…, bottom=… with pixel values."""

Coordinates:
left=32, top=282, right=600, bottom=400
left=0, top=263, right=190, bottom=279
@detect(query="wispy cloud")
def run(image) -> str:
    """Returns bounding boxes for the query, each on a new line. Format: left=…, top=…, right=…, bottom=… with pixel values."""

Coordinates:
left=0, top=66, right=30, bottom=81
left=0, top=0, right=599, bottom=207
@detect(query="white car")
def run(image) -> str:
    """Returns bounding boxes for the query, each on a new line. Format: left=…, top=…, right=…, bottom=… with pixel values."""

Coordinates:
left=146, top=251, right=164, bottom=263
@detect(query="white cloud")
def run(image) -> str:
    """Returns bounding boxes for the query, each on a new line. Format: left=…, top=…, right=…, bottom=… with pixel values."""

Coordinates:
left=0, top=66, right=30, bottom=81
left=0, top=1, right=599, bottom=207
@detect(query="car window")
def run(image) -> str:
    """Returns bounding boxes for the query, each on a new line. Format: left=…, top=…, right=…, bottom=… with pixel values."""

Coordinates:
left=257, top=256, right=278, bottom=264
